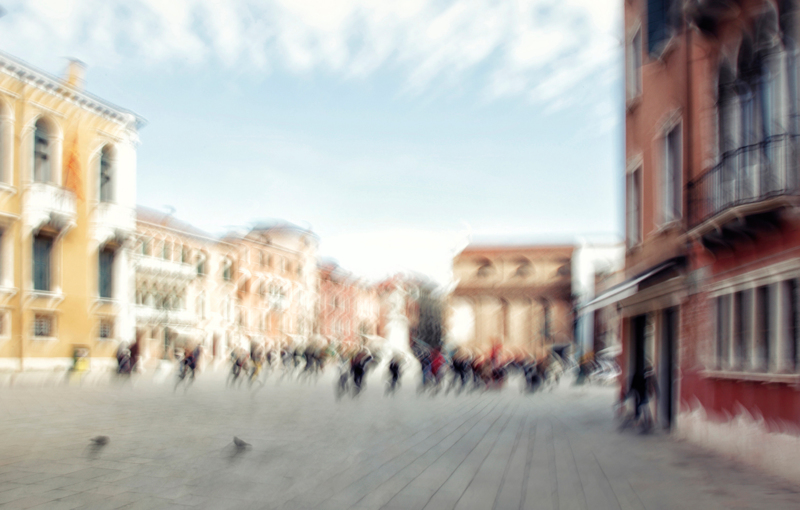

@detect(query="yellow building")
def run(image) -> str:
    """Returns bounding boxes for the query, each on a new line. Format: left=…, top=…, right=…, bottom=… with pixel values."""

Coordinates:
left=0, top=53, right=142, bottom=371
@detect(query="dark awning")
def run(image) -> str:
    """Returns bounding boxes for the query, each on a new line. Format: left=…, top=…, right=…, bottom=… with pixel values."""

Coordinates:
left=577, top=260, right=679, bottom=315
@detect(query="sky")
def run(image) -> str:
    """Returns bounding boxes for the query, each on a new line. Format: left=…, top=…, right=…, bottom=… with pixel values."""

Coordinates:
left=0, top=0, right=624, bottom=284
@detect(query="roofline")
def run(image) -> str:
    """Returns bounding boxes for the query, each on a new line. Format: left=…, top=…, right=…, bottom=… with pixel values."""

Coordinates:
left=459, top=244, right=576, bottom=253
left=0, top=51, right=146, bottom=129
left=136, top=219, right=234, bottom=247
left=219, top=232, right=303, bottom=257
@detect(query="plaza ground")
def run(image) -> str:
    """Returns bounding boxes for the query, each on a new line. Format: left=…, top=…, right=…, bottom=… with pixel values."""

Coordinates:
left=0, top=367, right=799, bottom=509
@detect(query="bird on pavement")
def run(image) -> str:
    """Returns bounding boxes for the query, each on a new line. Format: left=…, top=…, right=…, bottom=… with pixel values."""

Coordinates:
left=233, top=437, right=251, bottom=450
left=90, top=436, right=109, bottom=446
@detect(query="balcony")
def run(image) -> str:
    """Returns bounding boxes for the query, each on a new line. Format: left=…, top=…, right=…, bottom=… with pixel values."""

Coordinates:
left=23, top=183, right=77, bottom=234
left=92, top=202, right=135, bottom=244
left=134, top=256, right=196, bottom=280
left=134, top=306, right=196, bottom=327
left=687, top=134, right=799, bottom=248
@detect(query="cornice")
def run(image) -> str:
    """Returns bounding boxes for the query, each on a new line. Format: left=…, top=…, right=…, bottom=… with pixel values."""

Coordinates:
left=0, top=51, right=145, bottom=130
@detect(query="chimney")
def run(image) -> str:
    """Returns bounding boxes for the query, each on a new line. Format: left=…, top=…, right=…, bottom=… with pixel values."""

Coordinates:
left=64, top=59, right=86, bottom=90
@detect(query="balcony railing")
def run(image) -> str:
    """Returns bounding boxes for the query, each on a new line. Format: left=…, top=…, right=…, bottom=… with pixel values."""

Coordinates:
left=134, top=256, right=197, bottom=280
left=134, top=306, right=196, bottom=326
left=687, top=134, right=799, bottom=229
left=93, top=202, right=135, bottom=243
left=24, top=183, right=77, bottom=233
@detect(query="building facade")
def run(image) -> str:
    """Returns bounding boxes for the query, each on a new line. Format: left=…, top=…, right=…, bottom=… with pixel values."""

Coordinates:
left=450, top=245, right=574, bottom=354
left=225, top=223, right=319, bottom=351
left=133, top=214, right=320, bottom=365
left=617, top=0, right=800, bottom=483
left=133, top=207, right=237, bottom=366
left=317, top=261, right=379, bottom=346
left=0, top=54, right=141, bottom=371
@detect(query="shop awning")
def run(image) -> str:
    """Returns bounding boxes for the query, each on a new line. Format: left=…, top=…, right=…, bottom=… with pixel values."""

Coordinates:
left=577, top=261, right=678, bottom=315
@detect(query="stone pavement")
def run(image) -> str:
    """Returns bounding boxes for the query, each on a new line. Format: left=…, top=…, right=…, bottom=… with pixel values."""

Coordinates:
left=1, top=368, right=799, bottom=510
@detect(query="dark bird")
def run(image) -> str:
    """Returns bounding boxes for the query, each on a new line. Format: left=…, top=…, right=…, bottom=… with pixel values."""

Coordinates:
left=90, top=436, right=109, bottom=446
left=233, top=437, right=250, bottom=449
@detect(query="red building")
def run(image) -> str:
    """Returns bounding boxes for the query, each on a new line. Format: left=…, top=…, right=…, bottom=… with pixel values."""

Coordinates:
left=316, top=261, right=378, bottom=346
left=608, top=0, right=800, bottom=482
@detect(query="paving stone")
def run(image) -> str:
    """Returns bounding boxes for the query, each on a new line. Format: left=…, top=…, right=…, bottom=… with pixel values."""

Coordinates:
left=1, top=370, right=800, bottom=510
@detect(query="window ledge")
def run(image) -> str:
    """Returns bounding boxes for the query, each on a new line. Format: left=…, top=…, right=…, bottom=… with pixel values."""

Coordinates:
left=32, top=336, right=58, bottom=342
left=701, top=369, right=800, bottom=385
left=625, top=242, right=642, bottom=255
left=0, top=286, right=17, bottom=297
left=651, top=34, right=679, bottom=64
left=28, top=291, right=65, bottom=308
left=625, top=95, right=642, bottom=113
left=0, top=182, right=16, bottom=195
left=653, top=220, right=683, bottom=237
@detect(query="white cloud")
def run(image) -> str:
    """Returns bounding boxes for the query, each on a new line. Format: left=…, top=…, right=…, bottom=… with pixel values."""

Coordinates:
left=0, top=0, right=619, bottom=107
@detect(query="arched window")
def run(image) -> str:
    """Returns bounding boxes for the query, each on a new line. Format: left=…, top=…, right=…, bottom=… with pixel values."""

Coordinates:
left=196, top=252, right=207, bottom=276
left=196, top=292, right=206, bottom=319
left=99, top=145, right=114, bottom=202
left=222, top=258, right=232, bottom=281
left=514, top=258, right=532, bottom=278
left=33, top=118, right=53, bottom=182
left=717, top=61, right=738, bottom=156
left=781, top=0, right=799, bottom=134
left=475, top=258, right=494, bottom=278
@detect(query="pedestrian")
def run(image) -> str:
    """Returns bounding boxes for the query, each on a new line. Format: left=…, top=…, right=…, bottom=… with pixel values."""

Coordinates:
left=387, top=355, right=402, bottom=394
left=116, top=342, right=131, bottom=376
left=624, top=364, right=659, bottom=432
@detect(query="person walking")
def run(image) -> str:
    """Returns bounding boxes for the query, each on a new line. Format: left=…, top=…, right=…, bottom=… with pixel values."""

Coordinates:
left=386, top=355, right=402, bottom=394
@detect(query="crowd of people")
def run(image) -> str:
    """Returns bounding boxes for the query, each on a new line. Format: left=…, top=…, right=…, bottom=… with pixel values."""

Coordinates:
left=114, top=337, right=596, bottom=400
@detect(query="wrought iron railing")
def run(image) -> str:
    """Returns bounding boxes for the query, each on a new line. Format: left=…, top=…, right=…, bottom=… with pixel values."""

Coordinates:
left=687, top=134, right=799, bottom=229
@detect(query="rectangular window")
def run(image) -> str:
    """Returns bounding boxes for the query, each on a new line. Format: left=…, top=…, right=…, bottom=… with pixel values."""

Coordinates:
left=734, top=290, right=750, bottom=370
left=34, top=314, right=53, bottom=337
left=663, top=124, right=682, bottom=223
left=627, top=29, right=642, bottom=99
left=647, top=0, right=676, bottom=55
left=788, top=279, right=799, bottom=371
left=99, top=247, right=114, bottom=299
left=757, top=285, right=771, bottom=371
left=33, top=234, right=53, bottom=292
left=99, top=319, right=114, bottom=339
left=626, top=168, right=642, bottom=247
left=181, top=247, right=188, bottom=264
left=716, top=295, right=730, bottom=369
